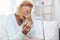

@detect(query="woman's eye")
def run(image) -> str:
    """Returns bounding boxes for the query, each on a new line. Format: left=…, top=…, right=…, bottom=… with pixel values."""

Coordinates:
left=25, top=10, right=29, bottom=13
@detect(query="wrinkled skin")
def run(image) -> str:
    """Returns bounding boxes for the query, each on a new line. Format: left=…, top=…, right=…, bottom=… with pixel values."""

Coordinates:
left=16, top=6, right=33, bottom=35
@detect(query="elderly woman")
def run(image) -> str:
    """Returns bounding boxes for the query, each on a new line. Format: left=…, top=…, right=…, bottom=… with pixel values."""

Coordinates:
left=0, top=0, right=37, bottom=40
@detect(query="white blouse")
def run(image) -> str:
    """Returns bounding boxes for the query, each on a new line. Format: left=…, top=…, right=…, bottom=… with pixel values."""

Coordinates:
left=0, top=14, right=35, bottom=40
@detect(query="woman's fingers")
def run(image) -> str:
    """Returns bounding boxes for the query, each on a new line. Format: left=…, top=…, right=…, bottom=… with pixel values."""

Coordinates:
left=23, top=10, right=31, bottom=19
left=22, top=21, right=32, bottom=35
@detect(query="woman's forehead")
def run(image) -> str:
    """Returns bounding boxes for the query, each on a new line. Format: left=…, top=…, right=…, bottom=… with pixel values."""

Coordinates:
left=18, top=5, right=32, bottom=10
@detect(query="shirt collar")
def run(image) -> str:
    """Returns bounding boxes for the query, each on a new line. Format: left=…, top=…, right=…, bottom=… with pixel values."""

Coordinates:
left=12, top=13, right=19, bottom=27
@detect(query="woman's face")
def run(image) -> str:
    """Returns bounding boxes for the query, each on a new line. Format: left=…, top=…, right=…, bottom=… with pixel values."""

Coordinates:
left=18, top=6, right=32, bottom=20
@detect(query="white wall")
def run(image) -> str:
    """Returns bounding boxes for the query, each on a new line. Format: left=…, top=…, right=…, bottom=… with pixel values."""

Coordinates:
left=10, top=0, right=16, bottom=14
left=0, top=0, right=11, bottom=15
left=54, top=0, right=60, bottom=28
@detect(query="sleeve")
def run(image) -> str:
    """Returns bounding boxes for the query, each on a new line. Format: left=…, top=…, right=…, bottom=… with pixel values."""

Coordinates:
left=2, top=29, right=9, bottom=40
left=0, top=26, right=9, bottom=40
left=1, top=27, right=35, bottom=40
left=26, top=25, right=35, bottom=39
left=1, top=24, right=35, bottom=40
left=1, top=26, right=25, bottom=40
left=9, top=32, right=25, bottom=40
left=9, top=25, right=35, bottom=40
left=9, top=29, right=35, bottom=40
left=0, top=25, right=3, bottom=40
left=1, top=28, right=25, bottom=40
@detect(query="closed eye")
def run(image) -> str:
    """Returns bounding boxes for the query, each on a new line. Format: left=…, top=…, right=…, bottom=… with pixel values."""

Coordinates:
left=25, top=10, right=30, bottom=14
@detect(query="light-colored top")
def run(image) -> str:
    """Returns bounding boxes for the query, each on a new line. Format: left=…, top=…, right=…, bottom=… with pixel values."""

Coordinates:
left=0, top=14, right=35, bottom=40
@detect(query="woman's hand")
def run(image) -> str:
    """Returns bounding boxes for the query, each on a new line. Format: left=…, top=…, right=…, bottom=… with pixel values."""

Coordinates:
left=22, top=20, right=32, bottom=35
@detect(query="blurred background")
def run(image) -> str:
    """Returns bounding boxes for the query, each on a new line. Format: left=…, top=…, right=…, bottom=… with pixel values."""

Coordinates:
left=0, top=0, right=60, bottom=27
left=0, top=0, right=60, bottom=40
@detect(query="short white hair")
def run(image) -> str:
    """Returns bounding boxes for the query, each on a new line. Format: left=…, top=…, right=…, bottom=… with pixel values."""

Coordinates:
left=14, top=0, right=34, bottom=13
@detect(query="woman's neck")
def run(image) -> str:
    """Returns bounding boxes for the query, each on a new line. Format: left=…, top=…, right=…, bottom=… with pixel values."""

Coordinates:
left=15, top=14, right=23, bottom=26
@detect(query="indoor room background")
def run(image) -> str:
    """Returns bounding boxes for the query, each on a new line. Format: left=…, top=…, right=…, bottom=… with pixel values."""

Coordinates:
left=0, top=0, right=60, bottom=40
